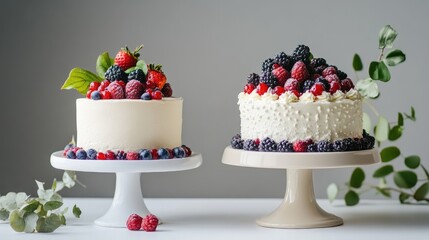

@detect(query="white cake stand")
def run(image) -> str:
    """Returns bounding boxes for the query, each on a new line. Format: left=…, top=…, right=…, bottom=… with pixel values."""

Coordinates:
left=222, top=146, right=380, bottom=229
left=50, top=151, right=202, bottom=228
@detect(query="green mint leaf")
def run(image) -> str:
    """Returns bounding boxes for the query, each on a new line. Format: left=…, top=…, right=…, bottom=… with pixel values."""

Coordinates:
left=36, top=214, right=62, bottom=233
left=23, top=213, right=38, bottom=233
left=353, top=53, right=363, bottom=71
left=136, top=59, right=148, bottom=75
left=356, top=78, right=379, bottom=99
left=373, top=165, right=394, bottom=178
left=394, top=171, right=417, bottom=189
left=397, top=112, right=404, bottom=126
left=399, top=193, right=410, bottom=203
left=379, top=25, right=397, bottom=49
left=9, top=210, right=25, bottom=232
left=388, top=125, right=403, bottom=141
left=0, top=209, right=9, bottom=221
left=375, top=116, right=389, bottom=142
left=414, top=182, right=429, bottom=201
left=380, top=146, right=401, bottom=162
left=61, top=68, right=103, bottom=95
left=125, top=66, right=137, bottom=74
left=349, top=167, right=365, bottom=188
left=327, top=183, right=338, bottom=203
left=384, top=49, right=406, bottom=66
left=404, top=155, right=421, bottom=169
left=345, top=190, right=360, bottom=206
left=44, top=201, right=63, bottom=211
left=369, top=61, right=391, bottom=82
left=73, top=205, right=81, bottom=218
left=96, top=52, right=113, bottom=78
left=362, top=112, right=372, bottom=133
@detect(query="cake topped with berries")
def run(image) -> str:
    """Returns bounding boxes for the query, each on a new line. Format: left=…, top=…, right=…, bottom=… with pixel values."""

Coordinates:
left=61, top=45, right=192, bottom=160
left=231, top=45, right=375, bottom=153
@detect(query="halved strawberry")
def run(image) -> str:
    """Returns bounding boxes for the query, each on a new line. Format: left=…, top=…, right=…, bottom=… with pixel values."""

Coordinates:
left=146, top=64, right=167, bottom=89
left=114, top=45, right=143, bottom=71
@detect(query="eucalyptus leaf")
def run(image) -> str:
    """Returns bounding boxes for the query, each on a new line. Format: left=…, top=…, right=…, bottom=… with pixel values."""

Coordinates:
left=397, top=112, right=404, bottom=126
left=345, top=190, right=360, bottom=206
left=73, top=205, right=81, bottom=218
left=23, top=213, right=38, bottom=233
left=61, top=68, right=103, bottom=95
left=399, top=193, right=410, bottom=203
left=96, top=52, right=113, bottom=78
left=394, top=171, right=418, bottom=189
left=380, top=146, right=401, bottom=162
left=15, top=192, right=28, bottom=208
left=404, top=155, right=420, bottom=169
left=37, top=189, right=54, bottom=203
left=353, top=54, right=363, bottom=71
left=356, top=78, right=379, bottom=99
left=0, top=209, right=9, bottom=221
left=36, top=214, right=62, bottom=233
left=327, top=183, right=338, bottom=203
left=2, top=192, right=18, bottom=212
left=369, top=61, right=391, bottom=82
left=379, top=25, right=397, bottom=49
left=375, top=116, right=389, bottom=142
left=414, top=182, right=429, bottom=201
left=362, top=112, right=371, bottom=133
left=375, top=187, right=391, bottom=198
left=35, top=180, right=44, bottom=190
left=384, top=49, right=406, bottom=66
left=9, top=210, right=25, bottom=232
left=350, top=167, right=365, bottom=188
left=55, top=181, right=65, bottom=192
left=44, top=201, right=63, bottom=211
left=21, top=200, right=40, bottom=214
left=373, top=165, right=394, bottom=178
left=63, top=171, right=77, bottom=188
left=388, top=125, right=403, bottom=141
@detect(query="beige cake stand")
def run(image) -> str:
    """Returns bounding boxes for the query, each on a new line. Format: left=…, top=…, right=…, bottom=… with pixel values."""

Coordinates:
left=222, top=146, right=380, bottom=229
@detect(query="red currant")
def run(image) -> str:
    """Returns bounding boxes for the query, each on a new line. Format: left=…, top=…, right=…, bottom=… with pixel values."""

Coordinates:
left=273, top=86, right=285, bottom=96
left=244, top=84, right=255, bottom=94
left=97, top=152, right=106, bottom=160
left=310, top=82, right=325, bottom=96
left=86, top=90, right=93, bottom=99
left=151, top=90, right=163, bottom=100
left=89, top=81, right=101, bottom=91
left=98, top=80, right=110, bottom=91
left=256, top=83, right=269, bottom=96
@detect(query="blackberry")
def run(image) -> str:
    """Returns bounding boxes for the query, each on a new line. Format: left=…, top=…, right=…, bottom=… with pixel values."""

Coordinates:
left=301, top=79, right=315, bottom=93
left=343, top=138, right=358, bottom=151
left=353, top=138, right=364, bottom=151
left=315, top=77, right=330, bottom=91
left=128, top=69, right=145, bottom=83
left=260, top=71, right=279, bottom=88
left=333, top=140, right=347, bottom=152
left=259, top=137, right=277, bottom=152
left=293, top=45, right=311, bottom=64
left=337, top=69, right=348, bottom=80
left=315, top=64, right=328, bottom=74
left=362, top=129, right=370, bottom=138
left=277, top=140, right=294, bottom=152
left=243, top=139, right=259, bottom=151
left=262, top=58, right=275, bottom=72
left=307, top=143, right=318, bottom=152
left=116, top=150, right=126, bottom=160
left=310, top=58, right=327, bottom=68
left=105, top=65, right=128, bottom=82
left=231, top=134, right=244, bottom=149
left=247, top=73, right=260, bottom=86
left=367, top=135, right=375, bottom=149
left=361, top=138, right=370, bottom=150
left=275, top=52, right=294, bottom=70
left=317, top=140, right=333, bottom=152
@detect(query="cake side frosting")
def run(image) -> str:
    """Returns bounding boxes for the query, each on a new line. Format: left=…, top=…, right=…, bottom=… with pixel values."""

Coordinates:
left=76, top=98, right=183, bottom=152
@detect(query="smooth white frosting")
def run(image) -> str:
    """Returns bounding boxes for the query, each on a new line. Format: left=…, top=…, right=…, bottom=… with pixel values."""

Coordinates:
left=76, top=98, right=183, bottom=152
left=238, top=90, right=363, bottom=142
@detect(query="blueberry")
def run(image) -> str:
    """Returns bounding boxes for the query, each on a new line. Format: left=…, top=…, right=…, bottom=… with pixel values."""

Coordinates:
left=157, top=148, right=170, bottom=159
left=66, top=150, right=76, bottom=159
left=91, top=91, right=102, bottom=100
left=64, top=143, right=74, bottom=151
left=141, top=92, right=152, bottom=100
left=139, top=149, right=152, bottom=160
left=87, top=149, right=97, bottom=160
left=173, top=147, right=185, bottom=158
left=76, top=149, right=87, bottom=159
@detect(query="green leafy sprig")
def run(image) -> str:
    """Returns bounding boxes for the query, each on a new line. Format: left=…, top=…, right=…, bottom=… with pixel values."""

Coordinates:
left=327, top=25, right=429, bottom=206
left=0, top=171, right=84, bottom=233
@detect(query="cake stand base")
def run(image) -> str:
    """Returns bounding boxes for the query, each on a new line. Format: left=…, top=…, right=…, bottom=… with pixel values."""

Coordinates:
left=256, top=169, right=343, bottom=228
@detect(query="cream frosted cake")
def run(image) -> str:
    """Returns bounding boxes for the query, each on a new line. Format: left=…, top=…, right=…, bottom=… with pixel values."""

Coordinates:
left=61, top=45, right=192, bottom=160
left=231, top=45, right=375, bottom=152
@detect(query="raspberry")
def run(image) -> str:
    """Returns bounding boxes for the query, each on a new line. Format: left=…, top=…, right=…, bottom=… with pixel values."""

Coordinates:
left=96, top=152, right=106, bottom=160
left=107, top=81, right=125, bottom=99
left=243, top=139, right=259, bottom=151
left=126, top=214, right=143, bottom=231
left=181, top=145, right=192, bottom=157
left=161, top=83, right=173, bottom=97
left=256, top=83, right=269, bottom=96
left=247, top=73, right=260, bottom=86
left=301, top=79, right=315, bottom=93
left=325, top=74, right=340, bottom=83
left=329, top=81, right=341, bottom=94
left=259, top=137, right=277, bottom=152
left=151, top=149, right=159, bottom=160
left=322, top=67, right=337, bottom=77
left=291, top=61, right=309, bottom=82
left=125, top=80, right=144, bottom=99
left=86, top=90, right=93, bottom=99
left=272, top=67, right=290, bottom=86
left=126, top=151, right=139, bottom=160
left=273, top=86, right=285, bottom=96
left=101, top=90, right=112, bottom=99
left=231, top=134, right=244, bottom=149
left=106, top=150, right=116, bottom=160
left=317, top=140, right=333, bottom=152
left=277, top=140, right=294, bottom=152
left=293, top=140, right=311, bottom=152
left=151, top=90, right=163, bottom=100
left=89, top=81, right=101, bottom=91
left=98, top=80, right=111, bottom=91
left=284, top=78, right=299, bottom=91
left=341, top=78, right=355, bottom=92
left=141, top=214, right=159, bottom=232
left=244, top=83, right=255, bottom=94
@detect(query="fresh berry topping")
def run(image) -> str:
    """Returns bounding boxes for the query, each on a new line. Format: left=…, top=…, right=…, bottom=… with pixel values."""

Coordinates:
left=151, top=149, right=159, bottom=160
left=343, top=138, right=358, bottom=151
left=244, top=83, right=255, bottom=94
left=277, top=140, right=294, bottom=152
left=106, top=150, right=116, bottom=160
left=126, top=151, right=139, bottom=160
left=141, top=214, right=159, bottom=232
left=262, top=58, right=275, bottom=72
left=310, top=58, right=327, bottom=68
left=87, top=149, right=97, bottom=160
left=275, top=52, right=294, bottom=70
left=259, top=137, right=277, bottom=152
left=272, top=63, right=281, bottom=69
left=167, top=148, right=174, bottom=159
left=337, top=70, right=348, bottom=80
left=333, top=140, right=347, bottom=152
left=312, top=74, right=321, bottom=80
left=293, top=45, right=311, bottom=64
left=98, top=80, right=111, bottom=91
left=173, top=147, right=186, bottom=158
left=260, top=71, right=278, bottom=88
left=86, top=90, right=93, bottom=99
left=128, top=69, right=145, bottom=83
left=315, top=64, right=328, bottom=74
left=272, top=67, right=290, bottom=86
left=317, top=140, right=333, bottom=152
left=307, top=143, right=318, bottom=152
left=125, top=80, right=144, bottom=99
left=181, top=145, right=192, bottom=157
left=291, top=61, right=309, bottom=82
left=145, top=80, right=157, bottom=89
left=301, top=79, right=315, bottom=93
left=247, top=73, right=260, bottom=86
left=105, top=65, right=127, bottom=82
left=161, top=83, right=173, bottom=97
left=341, top=78, right=355, bottom=92
left=66, top=150, right=76, bottom=159
left=151, top=90, right=163, bottom=100
left=325, top=74, right=340, bottom=83
left=101, top=90, right=112, bottom=99
left=273, top=86, right=285, bottom=96
left=126, top=214, right=143, bottom=231
left=231, top=134, right=244, bottom=149
left=116, top=80, right=126, bottom=89
left=322, top=66, right=337, bottom=77
left=146, top=64, right=167, bottom=89
left=89, top=81, right=101, bottom=91
left=284, top=78, right=299, bottom=91
left=243, top=139, right=259, bottom=151
left=116, top=150, right=126, bottom=160
left=114, top=45, right=143, bottom=71
left=91, top=91, right=102, bottom=100
left=96, top=152, right=106, bottom=160
left=139, top=149, right=152, bottom=160
left=293, top=140, right=310, bottom=152
left=63, top=143, right=74, bottom=155
left=315, top=77, right=330, bottom=92
left=290, top=89, right=301, bottom=98
left=256, top=83, right=269, bottom=96
left=141, top=92, right=152, bottom=100
left=76, top=149, right=87, bottom=160
left=329, top=81, right=341, bottom=94
left=157, top=148, right=170, bottom=159
left=106, top=81, right=125, bottom=99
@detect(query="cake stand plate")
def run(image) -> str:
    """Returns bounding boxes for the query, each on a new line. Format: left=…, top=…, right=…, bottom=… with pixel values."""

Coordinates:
left=50, top=151, right=202, bottom=228
left=222, top=146, right=380, bottom=229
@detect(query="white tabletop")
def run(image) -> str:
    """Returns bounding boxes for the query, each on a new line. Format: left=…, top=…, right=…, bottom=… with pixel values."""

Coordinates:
left=1, top=198, right=428, bottom=240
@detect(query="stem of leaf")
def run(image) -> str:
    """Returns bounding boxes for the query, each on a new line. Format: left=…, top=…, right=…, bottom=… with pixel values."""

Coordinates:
left=364, top=99, right=380, bottom=117
left=378, top=47, right=385, bottom=62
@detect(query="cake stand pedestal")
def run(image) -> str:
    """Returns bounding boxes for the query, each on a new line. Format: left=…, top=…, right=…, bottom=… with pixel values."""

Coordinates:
left=222, top=146, right=380, bottom=229
left=50, top=151, right=202, bottom=228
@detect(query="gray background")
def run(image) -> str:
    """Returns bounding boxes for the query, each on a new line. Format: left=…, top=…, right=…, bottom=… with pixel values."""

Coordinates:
left=1, top=0, right=428, bottom=199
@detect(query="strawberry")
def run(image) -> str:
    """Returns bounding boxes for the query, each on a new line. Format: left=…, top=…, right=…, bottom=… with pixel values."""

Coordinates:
left=114, top=45, right=143, bottom=71
left=272, top=67, right=290, bottom=86
left=291, top=61, right=309, bottom=82
left=146, top=64, right=167, bottom=89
